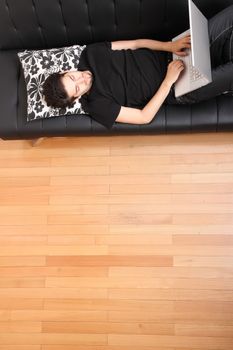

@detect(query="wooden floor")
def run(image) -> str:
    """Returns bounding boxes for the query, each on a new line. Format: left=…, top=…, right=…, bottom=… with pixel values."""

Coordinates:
left=0, top=132, right=233, bottom=350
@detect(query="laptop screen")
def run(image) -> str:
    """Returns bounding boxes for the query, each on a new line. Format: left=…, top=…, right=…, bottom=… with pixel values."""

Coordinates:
left=189, top=0, right=212, bottom=80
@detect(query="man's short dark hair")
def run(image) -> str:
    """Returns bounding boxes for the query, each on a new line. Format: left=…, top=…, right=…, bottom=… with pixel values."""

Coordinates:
left=43, top=72, right=75, bottom=109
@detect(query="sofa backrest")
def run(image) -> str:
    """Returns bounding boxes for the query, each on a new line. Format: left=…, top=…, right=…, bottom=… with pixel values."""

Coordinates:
left=0, top=0, right=232, bottom=50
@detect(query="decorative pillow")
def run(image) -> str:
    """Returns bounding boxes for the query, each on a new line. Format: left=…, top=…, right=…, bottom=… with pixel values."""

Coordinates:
left=18, top=45, right=86, bottom=122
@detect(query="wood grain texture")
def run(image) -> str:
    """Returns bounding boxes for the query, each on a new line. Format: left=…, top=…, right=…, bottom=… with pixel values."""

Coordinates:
left=0, top=133, right=233, bottom=349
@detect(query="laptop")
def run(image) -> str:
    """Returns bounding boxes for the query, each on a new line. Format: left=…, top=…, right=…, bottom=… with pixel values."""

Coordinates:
left=172, top=0, right=212, bottom=98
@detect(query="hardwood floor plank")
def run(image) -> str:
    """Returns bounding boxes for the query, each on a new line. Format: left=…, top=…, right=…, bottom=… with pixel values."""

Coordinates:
left=42, top=321, right=174, bottom=335
left=46, top=255, right=173, bottom=267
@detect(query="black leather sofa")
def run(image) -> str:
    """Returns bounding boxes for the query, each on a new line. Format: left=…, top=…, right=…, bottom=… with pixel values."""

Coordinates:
left=0, top=0, right=233, bottom=141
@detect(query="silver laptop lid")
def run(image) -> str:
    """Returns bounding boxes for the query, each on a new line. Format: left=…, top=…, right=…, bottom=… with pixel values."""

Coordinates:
left=189, top=0, right=212, bottom=81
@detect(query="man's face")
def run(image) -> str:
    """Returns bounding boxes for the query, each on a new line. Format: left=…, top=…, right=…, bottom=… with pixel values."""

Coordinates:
left=61, top=70, right=93, bottom=99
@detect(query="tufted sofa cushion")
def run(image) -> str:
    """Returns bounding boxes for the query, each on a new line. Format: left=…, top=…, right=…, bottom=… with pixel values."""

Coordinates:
left=0, top=0, right=233, bottom=140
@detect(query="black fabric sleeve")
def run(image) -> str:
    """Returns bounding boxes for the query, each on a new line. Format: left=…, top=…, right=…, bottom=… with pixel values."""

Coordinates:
left=82, top=96, right=121, bottom=130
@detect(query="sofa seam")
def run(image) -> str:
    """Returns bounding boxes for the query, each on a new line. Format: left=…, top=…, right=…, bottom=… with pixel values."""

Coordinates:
left=139, top=0, right=142, bottom=26
left=5, top=0, right=24, bottom=47
left=216, top=97, right=219, bottom=132
left=58, top=0, right=69, bottom=44
left=31, top=0, right=47, bottom=48
left=112, top=0, right=118, bottom=38
left=85, top=0, right=94, bottom=42
left=16, top=56, right=20, bottom=138
left=190, top=104, right=193, bottom=133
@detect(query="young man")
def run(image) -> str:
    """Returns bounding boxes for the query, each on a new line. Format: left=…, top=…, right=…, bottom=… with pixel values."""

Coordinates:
left=43, top=5, right=233, bottom=129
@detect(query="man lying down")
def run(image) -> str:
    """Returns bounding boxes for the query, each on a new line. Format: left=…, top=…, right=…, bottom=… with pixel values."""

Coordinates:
left=43, top=5, right=233, bottom=130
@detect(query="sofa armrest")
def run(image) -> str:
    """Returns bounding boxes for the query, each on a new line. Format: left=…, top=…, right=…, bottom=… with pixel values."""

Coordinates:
left=0, top=50, right=20, bottom=139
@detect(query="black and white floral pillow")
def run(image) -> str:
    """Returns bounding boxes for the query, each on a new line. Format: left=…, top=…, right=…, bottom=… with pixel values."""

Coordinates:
left=18, top=45, right=86, bottom=122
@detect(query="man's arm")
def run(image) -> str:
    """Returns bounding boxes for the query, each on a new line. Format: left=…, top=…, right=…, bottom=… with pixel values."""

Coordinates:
left=115, top=60, right=184, bottom=125
left=111, top=39, right=172, bottom=52
left=112, top=36, right=191, bottom=56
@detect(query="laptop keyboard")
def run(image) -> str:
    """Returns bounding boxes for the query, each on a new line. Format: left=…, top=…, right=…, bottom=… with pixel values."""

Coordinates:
left=189, top=54, right=204, bottom=82
left=190, top=65, right=204, bottom=81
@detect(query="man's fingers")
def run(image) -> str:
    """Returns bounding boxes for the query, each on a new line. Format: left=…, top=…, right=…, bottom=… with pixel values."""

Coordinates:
left=170, top=59, right=184, bottom=66
left=177, top=61, right=185, bottom=72
left=182, top=36, right=191, bottom=45
left=176, top=51, right=187, bottom=56
left=184, top=35, right=191, bottom=42
left=174, top=49, right=189, bottom=56
left=177, top=61, right=185, bottom=69
left=173, top=59, right=185, bottom=68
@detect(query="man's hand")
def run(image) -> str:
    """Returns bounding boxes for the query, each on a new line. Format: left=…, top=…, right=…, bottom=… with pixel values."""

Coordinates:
left=170, top=35, right=191, bottom=56
left=164, top=60, right=185, bottom=85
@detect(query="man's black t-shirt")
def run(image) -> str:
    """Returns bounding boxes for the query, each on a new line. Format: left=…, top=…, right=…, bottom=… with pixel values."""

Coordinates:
left=78, top=42, right=173, bottom=129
